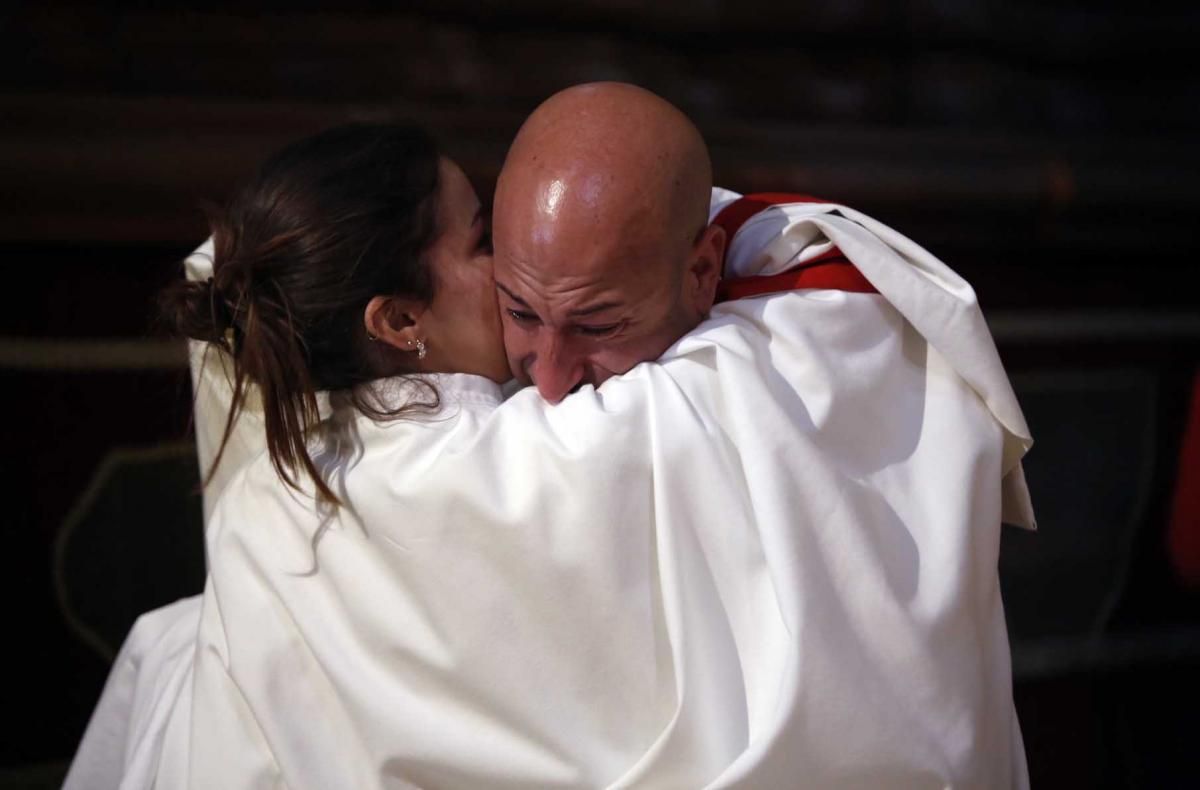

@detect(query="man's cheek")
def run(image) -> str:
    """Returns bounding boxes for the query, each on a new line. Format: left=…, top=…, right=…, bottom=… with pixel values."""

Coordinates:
left=500, top=336, right=533, bottom=382
left=601, top=337, right=650, bottom=367
left=497, top=315, right=520, bottom=344
left=503, top=350, right=528, bottom=383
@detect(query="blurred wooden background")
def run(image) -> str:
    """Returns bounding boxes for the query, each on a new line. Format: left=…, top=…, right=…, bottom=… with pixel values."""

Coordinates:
left=2, top=2, right=1198, bottom=787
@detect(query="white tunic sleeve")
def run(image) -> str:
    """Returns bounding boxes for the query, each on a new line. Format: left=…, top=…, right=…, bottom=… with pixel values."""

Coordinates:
left=183, top=240, right=267, bottom=525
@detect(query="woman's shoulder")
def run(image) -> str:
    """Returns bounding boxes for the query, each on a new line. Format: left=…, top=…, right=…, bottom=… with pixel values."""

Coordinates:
left=354, top=373, right=505, bottom=441
left=206, top=374, right=505, bottom=546
left=206, top=450, right=301, bottom=538
left=371, top=372, right=505, bottom=413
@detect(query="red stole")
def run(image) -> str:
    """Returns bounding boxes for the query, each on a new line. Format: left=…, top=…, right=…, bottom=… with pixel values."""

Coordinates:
left=712, top=193, right=877, bottom=303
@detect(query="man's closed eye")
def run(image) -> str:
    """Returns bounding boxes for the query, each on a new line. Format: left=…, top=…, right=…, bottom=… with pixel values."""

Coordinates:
left=507, top=309, right=540, bottom=324
left=575, top=323, right=621, bottom=337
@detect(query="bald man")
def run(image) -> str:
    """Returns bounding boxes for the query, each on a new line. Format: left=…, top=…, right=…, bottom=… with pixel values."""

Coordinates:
left=478, top=82, right=1035, bottom=786
left=493, top=83, right=726, bottom=402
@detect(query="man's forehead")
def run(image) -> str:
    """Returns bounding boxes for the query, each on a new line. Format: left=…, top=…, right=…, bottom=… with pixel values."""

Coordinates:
left=498, top=158, right=660, bottom=226
left=495, top=252, right=626, bottom=296
left=496, top=233, right=665, bottom=289
left=494, top=164, right=679, bottom=300
left=497, top=191, right=667, bottom=261
left=495, top=245, right=673, bottom=317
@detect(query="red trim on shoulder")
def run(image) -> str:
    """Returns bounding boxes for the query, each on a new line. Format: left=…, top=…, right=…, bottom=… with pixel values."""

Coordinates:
left=711, top=192, right=829, bottom=245
left=717, top=259, right=875, bottom=303
left=712, top=191, right=877, bottom=302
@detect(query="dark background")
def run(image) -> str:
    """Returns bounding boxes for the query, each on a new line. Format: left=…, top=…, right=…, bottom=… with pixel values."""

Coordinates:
left=2, top=1, right=1198, bottom=787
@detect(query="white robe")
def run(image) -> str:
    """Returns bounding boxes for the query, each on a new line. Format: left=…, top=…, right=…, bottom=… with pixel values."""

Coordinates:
left=62, top=598, right=201, bottom=790
left=68, top=189, right=1033, bottom=788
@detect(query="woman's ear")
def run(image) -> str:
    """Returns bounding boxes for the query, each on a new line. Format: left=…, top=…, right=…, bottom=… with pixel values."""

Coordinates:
left=364, top=295, right=427, bottom=353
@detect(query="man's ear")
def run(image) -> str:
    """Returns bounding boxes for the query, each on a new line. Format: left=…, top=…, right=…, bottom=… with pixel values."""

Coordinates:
left=687, top=223, right=726, bottom=316
left=364, top=295, right=428, bottom=353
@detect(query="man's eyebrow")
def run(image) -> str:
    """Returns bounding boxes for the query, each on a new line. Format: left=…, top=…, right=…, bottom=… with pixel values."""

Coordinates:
left=496, top=282, right=529, bottom=307
left=567, top=302, right=622, bottom=318
left=496, top=283, right=621, bottom=318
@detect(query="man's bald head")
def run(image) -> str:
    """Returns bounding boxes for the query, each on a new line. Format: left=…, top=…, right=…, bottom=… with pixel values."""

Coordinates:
left=500, top=82, right=713, bottom=254
left=493, top=82, right=725, bottom=403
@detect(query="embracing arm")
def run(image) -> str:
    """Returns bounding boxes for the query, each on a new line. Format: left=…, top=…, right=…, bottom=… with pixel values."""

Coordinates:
left=183, top=240, right=268, bottom=523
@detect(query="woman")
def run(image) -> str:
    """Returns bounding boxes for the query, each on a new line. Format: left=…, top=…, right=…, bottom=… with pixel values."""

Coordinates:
left=66, top=123, right=519, bottom=788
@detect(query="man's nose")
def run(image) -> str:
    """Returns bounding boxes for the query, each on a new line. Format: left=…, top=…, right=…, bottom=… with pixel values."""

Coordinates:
left=532, top=334, right=584, bottom=404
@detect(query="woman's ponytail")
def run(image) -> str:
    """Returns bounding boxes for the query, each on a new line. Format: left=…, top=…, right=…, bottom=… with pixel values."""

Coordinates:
left=158, top=123, right=443, bottom=507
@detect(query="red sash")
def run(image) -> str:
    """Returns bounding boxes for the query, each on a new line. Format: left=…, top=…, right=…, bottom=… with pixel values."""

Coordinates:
left=712, top=193, right=877, bottom=303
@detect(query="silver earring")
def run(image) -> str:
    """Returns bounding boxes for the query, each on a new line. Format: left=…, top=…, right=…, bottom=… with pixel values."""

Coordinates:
left=416, top=339, right=427, bottom=360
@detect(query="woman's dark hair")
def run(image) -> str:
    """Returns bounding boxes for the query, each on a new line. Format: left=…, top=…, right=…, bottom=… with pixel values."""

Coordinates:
left=159, top=123, right=443, bottom=505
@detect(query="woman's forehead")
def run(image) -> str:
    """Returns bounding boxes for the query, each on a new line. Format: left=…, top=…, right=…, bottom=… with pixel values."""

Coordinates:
left=436, top=159, right=481, bottom=230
